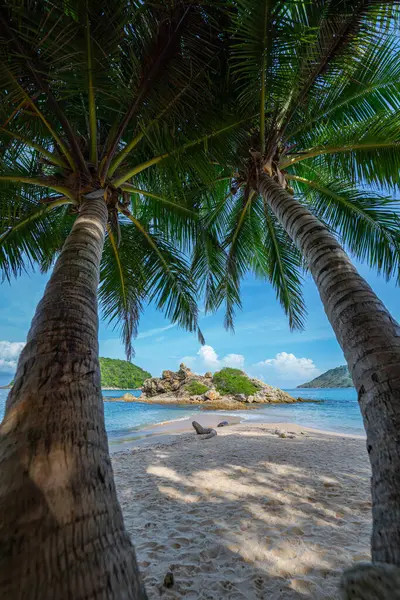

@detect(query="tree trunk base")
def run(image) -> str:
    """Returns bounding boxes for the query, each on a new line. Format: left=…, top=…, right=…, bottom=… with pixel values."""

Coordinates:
left=340, top=563, right=400, bottom=599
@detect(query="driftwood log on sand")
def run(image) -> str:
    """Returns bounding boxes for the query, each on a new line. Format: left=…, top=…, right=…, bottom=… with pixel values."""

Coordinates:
left=192, top=421, right=217, bottom=439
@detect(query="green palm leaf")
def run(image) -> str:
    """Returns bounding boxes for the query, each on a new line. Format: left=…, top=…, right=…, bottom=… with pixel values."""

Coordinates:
left=0, top=187, right=73, bottom=280
left=0, top=0, right=228, bottom=355
left=289, top=168, right=400, bottom=282
left=261, top=200, right=306, bottom=329
left=100, top=225, right=145, bottom=361
left=188, top=0, right=400, bottom=333
left=120, top=209, right=204, bottom=345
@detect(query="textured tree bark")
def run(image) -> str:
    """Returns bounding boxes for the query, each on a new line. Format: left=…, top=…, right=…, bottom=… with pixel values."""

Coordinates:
left=257, top=172, right=400, bottom=566
left=0, top=197, right=147, bottom=599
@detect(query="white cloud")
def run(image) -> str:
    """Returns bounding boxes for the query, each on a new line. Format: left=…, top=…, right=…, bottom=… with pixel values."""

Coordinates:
left=0, top=341, right=25, bottom=360
left=0, top=359, right=18, bottom=373
left=255, top=351, right=320, bottom=382
left=198, top=345, right=220, bottom=369
left=222, top=353, right=245, bottom=369
left=0, top=341, right=25, bottom=373
left=180, top=345, right=245, bottom=373
left=179, top=347, right=319, bottom=386
left=137, top=324, right=176, bottom=340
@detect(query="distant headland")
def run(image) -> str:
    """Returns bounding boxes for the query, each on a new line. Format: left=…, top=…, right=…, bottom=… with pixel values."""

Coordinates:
left=99, top=357, right=151, bottom=389
left=297, top=365, right=354, bottom=388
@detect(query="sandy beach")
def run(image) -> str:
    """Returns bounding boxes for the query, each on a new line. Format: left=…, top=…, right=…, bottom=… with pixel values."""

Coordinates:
left=112, top=420, right=371, bottom=599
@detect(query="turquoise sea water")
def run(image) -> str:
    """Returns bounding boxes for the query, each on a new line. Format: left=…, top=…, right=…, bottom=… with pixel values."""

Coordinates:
left=228, top=387, right=364, bottom=436
left=102, top=393, right=203, bottom=441
left=0, top=389, right=202, bottom=442
left=0, top=386, right=364, bottom=440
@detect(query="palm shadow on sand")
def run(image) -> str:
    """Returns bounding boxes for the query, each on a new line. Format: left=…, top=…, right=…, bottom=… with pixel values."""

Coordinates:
left=113, top=427, right=371, bottom=599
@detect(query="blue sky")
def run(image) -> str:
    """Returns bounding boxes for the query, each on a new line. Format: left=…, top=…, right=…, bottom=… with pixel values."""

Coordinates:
left=0, top=259, right=398, bottom=388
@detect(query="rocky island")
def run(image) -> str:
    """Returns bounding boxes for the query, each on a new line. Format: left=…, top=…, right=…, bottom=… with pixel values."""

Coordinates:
left=120, top=363, right=309, bottom=409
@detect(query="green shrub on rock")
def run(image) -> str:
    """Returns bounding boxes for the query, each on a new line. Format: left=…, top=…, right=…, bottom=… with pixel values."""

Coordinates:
left=212, top=368, right=259, bottom=397
left=185, top=380, right=209, bottom=396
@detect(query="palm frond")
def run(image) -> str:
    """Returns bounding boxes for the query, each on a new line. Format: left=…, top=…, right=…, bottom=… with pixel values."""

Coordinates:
left=261, top=198, right=306, bottom=329
left=230, top=0, right=300, bottom=120
left=278, top=0, right=400, bottom=134
left=285, top=34, right=400, bottom=141
left=112, top=114, right=253, bottom=188
left=289, top=168, right=400, bottom=282
left=217, top=187, right=256, bottom=330
left=283, top=109, right=400, bottom=189
left=0, top=190, right=73, bottom=280
left=0, top=6, right=88, bottom=172
left=85, top=6, right=97, bottom=165
left=99, top=225, right=144, bottom=360
left=119, top=208, right=204, bottom=345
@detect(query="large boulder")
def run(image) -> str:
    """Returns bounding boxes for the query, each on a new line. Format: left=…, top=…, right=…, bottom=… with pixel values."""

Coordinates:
left=250, top=379, right=295, bottom=403
left=204, top=389, right=220, bottom=401
left=142, top=363, right=202, bottom=398
left=178, top=363, right=193, bottom=379
left=162, top=370, right=176, bottom=380
left=141, top=378, right=159, bottom=396
left=234, top=393, right=246, bottom=402
left=142, top=375, right=181, bottom=396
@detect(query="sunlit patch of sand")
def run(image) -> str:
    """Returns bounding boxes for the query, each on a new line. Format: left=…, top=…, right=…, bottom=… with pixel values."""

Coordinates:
left=113, top=422, right=371, bottom=599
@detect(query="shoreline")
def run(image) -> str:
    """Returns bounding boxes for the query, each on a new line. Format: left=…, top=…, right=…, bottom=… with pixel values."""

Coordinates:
left=102, top=388, right=141, bottom=391
left=113, top=419, right=371, bottom=598
left=108, top=412, right=365, bottom=454
left=108, top=413, right=241, bottom=453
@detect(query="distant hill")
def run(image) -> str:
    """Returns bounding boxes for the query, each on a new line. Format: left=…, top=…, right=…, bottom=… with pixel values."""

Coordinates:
left=100, top=358, right=151, bottom=389
left=297, top=365, right=354, bottom=388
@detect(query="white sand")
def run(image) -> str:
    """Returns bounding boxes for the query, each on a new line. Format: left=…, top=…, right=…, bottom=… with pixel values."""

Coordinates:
left=113, top=422, right=371, bottom=599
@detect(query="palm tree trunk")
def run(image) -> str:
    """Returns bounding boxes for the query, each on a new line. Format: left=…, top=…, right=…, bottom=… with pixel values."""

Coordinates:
left=0, top=196, right=147, bottom=599
left=257, top=171, right=400, bottom=567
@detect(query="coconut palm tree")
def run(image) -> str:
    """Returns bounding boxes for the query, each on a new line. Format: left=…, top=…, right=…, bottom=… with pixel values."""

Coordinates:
left=2, top=1, right=400, bottom=595
left=198, top=0, right=400, bottom=572
left=0, top=1, right=241, bottom=596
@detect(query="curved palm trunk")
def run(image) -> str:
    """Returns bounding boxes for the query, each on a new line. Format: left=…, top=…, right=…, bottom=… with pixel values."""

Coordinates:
left=0, top=197, right=147, bottom=599
left=257, top=172, right=400, bottom=566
